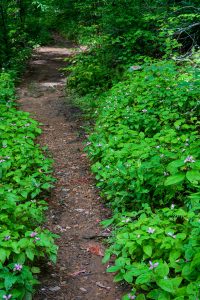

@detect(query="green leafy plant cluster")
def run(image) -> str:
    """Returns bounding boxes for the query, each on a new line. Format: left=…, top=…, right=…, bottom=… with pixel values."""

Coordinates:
left=65, top=0, right=200, bottom=97
left=63, top=2, right=200, bottom=298
left=0, top=72, right=58, bottom=299
left=84, top=61, right=200, bottom=299
left=104, top=205, right=200, bottom=300
left=66, top=42, right=113, bottom=95
left=0, top=0, right=65, bottom=72
left=87, top=62, right=200, bottom=210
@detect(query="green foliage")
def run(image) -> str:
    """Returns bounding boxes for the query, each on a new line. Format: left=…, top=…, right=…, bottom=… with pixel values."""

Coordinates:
left=66, top=42, right=114, bottom=95
left=81, top=61, right=200, bottom=298
left=0, top=72, right=16, bottom=104
left=104, top=205, right=200, bottom=299
left=64, top=1, right=200, bottom=298
left=86, top=62, right=200, bottom=210
left=65, top=0, right=200, bottom=96
left=0, top=72, right=57, bottom=298
left=62, top=1, right=200, bottom=298
left=0, top=0, right=63, bottom=71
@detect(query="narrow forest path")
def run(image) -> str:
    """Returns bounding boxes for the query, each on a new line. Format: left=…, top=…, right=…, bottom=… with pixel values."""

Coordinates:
left=17, top=42, right=123, bottom=299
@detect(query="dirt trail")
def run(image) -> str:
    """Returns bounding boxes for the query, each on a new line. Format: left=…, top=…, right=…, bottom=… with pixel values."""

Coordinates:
left=17, top=42, right=123, bottom=299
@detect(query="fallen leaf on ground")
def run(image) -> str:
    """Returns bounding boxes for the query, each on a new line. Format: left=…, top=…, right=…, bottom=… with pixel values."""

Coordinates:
left=87, top=245, right=104, bottom=257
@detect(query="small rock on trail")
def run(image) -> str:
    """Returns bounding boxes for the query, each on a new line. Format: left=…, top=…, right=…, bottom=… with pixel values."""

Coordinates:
left=17, top=41, right=124, bottom=299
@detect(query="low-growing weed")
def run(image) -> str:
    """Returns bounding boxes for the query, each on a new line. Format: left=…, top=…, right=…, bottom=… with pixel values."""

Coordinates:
left=103, top=205, right=200, bottom=299
left=87, top=62, right=200, bottom=210
left=82, top=61, right=200, bottom=298
left=0, top=72, right=57, bottom=298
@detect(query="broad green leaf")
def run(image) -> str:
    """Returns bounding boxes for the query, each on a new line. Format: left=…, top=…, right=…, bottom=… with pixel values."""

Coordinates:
left=31, top=267, right=40, bottom=274
left=136, top=295, right=146, bottom=300
left=123, top=271, right=133, bottom=283
left=190, top=253, right=200, bottom=269
left=4, top=274, right=17, bottom=290
left=26, top=248, right=34, bottom=261
left=49, top=253, right=57, bottom=264
left=16, top=252, right=26, bottom=264
left=122, top=295, right=131, bottom=300
left=107, top=265, right=122, bottom=273
left=175, top=233, right=186, bottom=240
left=171, top=277, right=182, bottom=289
left=147, top=289, right=160, bottom=299
left=166, top=160, right=184, bottom=173
left=157, top=279, right=175, bottom=293
left=148, top=289, right=170, bottom=300
left=136, top=272, right=151, bottom=284
left=41, top=183, right=51, bottom=189
left=114, top=272, right=124, bottom=282
left=164, top=174, right=185, bottom=186
left=0, top=249, right=7, bottom=263
left=18, top=238, right=29, bottom=248
left=186, top=170, right=200, bottom=183
left=143, top=245, right=152, bottom=257
left=186, top=283, right=199, bottom=295
left=21, top=190, right=29, bottom=198
left=155, top=263, right=169, bottom=278
left=158, top=291, right=170, bottom=300
left=101, top=218, right=114, bottom=227
left=102, top=252, right=111, bottom=264
left=169, top=250, right=181, bottom=262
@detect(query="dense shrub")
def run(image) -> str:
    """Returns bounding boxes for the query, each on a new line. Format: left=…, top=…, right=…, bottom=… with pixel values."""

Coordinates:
left=65, top=0, right=200, bottom=96
left=82, top=61, right=200, bottom=298
left=0, top=72, right=57, bottom=299
left=64, top=2, right=200, bottom=297
left=104, top=205, right=200, bottom=299
left=87, top=62, right=200, bottom=210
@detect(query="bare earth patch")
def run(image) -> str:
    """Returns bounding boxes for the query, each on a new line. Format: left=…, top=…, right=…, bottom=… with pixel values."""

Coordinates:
left=17, top=42, right=124, bottom=299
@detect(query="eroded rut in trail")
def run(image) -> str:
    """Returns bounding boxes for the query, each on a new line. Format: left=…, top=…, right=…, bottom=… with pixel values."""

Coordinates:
left=18, top=43, right=123, bottom=299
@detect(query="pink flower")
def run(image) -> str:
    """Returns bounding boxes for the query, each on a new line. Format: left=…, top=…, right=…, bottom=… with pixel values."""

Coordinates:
left=30, top=232, right=37, bottom=238
left=147, top=227, right=155, bottom=234
left=13, top=264, right=23, bottom=272
left=3, top=295, right=12, bottom=300
left=184, top=156, right=195, bottom=163
left=149, top=261, right=159, bottom=270
left=128, top=294, right=136, bottom=299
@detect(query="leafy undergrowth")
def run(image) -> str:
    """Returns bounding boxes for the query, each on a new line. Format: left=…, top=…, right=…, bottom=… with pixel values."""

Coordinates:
left=63, top=1, right=200, bottom=298
left=0, top=72, right=58, bottom=299
left=84, top=62, right=200, bottom=299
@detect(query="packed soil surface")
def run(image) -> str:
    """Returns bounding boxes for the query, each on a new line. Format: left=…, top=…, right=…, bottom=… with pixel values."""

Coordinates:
left=17, top=40, right=124, bottom=299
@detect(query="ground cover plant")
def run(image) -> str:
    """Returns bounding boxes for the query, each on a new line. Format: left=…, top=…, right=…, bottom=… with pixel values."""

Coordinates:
left=63, top=1, right=200, bottom=297
left=104, top=205, right=200, bottom=299
left=1, top=0, right=200, bottom=298
left=0, top=72, right=58, bottom=299
left=84, top=62, right=200, bottom=299
left=87, top=62, right=200, bottom=211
